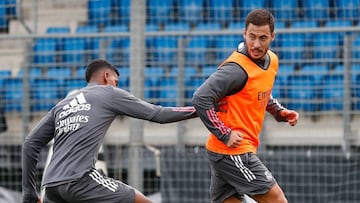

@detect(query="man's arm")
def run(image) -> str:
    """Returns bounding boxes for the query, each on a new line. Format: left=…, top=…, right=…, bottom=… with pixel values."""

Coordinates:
left=110, top=87, right=197, bottom=123
left=22, top=112, right=55, bottom=203
left=192, top=63, right=248, bottom=144
left=266, top=95, right=299, bottom=126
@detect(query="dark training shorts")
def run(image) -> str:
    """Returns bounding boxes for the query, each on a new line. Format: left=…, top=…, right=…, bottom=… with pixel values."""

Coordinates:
left=43, top=169, right=135, bottom=203
left=207, top=150, right=276, bottom=203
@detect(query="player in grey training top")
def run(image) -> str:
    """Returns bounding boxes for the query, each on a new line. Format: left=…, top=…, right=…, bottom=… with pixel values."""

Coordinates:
left=22, top=59, right=198, bottom=203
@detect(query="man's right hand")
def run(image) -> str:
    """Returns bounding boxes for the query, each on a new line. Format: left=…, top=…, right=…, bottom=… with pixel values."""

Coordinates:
left=226, top=131, right=243, bottom=148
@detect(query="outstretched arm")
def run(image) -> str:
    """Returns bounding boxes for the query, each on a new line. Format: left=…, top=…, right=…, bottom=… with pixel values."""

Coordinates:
left=266, top=95, right=299, bottom=126
left=22, top=112, right=55, bottom=203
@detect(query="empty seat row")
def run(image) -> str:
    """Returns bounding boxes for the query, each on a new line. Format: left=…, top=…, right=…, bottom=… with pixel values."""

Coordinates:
left=88, top=0, right=360, bottom=28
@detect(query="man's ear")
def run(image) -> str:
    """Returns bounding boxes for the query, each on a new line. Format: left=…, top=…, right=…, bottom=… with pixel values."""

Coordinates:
left=103, top=71, right=110, bottom=85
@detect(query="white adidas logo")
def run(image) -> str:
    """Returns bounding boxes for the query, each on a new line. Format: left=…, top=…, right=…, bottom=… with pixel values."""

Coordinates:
left=63, top=92, right=87, bottom=110
left=59, top=92, right=91, bottom=118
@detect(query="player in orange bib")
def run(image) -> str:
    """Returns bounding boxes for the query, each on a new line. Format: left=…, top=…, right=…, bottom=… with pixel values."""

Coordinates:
left=192, top=9, right=299, bottom=203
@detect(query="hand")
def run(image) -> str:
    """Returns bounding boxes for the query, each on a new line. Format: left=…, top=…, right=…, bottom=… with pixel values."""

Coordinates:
left=226, top=131, right=243, bottom=148
left=280, top=109, right=299, bottom=126
left=22, top=194, right=41, bottom=203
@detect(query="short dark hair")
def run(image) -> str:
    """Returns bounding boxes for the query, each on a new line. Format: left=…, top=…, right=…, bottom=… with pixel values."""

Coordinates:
left=245, top=9, right=275, bottom=33
left=85, top=59, right=119, bottom=82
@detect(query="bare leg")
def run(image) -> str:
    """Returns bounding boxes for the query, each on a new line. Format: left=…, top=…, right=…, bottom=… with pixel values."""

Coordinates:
left=133, top=189, right=153, bottom=203
left=223, top=196, right=242, bottom=203
left=251, top=183, right=287, bottom=203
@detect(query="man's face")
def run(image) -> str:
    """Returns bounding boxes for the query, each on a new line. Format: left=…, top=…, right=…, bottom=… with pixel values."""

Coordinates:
left=243, top=23, right=275, bottom=60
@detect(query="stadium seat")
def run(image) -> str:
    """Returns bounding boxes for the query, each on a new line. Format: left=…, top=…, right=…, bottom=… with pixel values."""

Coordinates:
left=226, top=22, right=244, bottom=31
left=291, top=20, right=318, bottom=29
left=325, top=20, right=352, bottom=28
left=16, top=67, right=42, bottom=81
left=144, top=67, right=165, bottom=100
left=185, top=36, right=210, bottom=66
left=33, top=38, right=57, bottom=68
left=277, top=65, right=295, bottom=85
left=311, top=32, right=341, bottom=64
left=286, top=74, right=318, bottom=112
left=88, top=0, right=112, bottom=27
left=0, top=0, right=8, bottom=30
left=152, top=36, right=178, bottom=66
left=201, top=66, right=216, bottom=77
left=301, top=65, right=329, bottom=84
left=75, top=25, right=100, bottom=60
left=46, top=26, right=70, bottom=34
left=352, top=34, right=360, bottom=61
left=3, top=78, right=23, bottom=112
left=194, top=22, right=222, bottom=31
left=355, top=74, right=360, bottom=110
left=214, top=35, right=242, bottom=62
left=271, top=0, right=298, bottom=22
left=46, top=67, right=72, bottom=84
left=176, top=0, right=204, bottom=26
left=146, top=0, right=174, bottom=25
left=103, top=25, right=129, bottom=65
left=112, top=0, right=130, bottom=26
left=207, top=0, right=234, bottom=25
left=31, top=78, right=60, bottom=111
left=185, top=75, right=206, bottom=104
left=164, top=22, right=191, bottom=31
left=62, top=38, right=87, bottom=68
left=117, top=67, right=130, bottom=89
left=170, top=66, right=198, bottom=80
left=238, top=0, right=267, bottom=20
left=159, top=76, right=178, bottom=106
left=63, top=77, right=87, bottom=96
left=320, top=74, right=344, bottom=111
left=303, top=0, right=330, bottom=21
left=278, top=33, right=307, bottom=64
left=335, top=0, right=360, bottom=19
left=272, top=76, right=284, bottom=99
left=0, top=70, right=10, bottom=78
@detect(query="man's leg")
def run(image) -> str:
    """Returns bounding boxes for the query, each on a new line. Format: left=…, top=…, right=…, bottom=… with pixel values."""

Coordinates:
left=251, top=183, right=287, bottom=203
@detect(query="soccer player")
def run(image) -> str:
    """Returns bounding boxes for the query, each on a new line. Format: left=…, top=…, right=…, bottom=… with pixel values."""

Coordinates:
left=22, top=59, right=198, bottom=203
left=192, top=9, right=299, bottom=203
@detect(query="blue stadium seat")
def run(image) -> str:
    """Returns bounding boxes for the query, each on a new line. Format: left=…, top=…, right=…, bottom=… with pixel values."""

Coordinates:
left=144, top=67, right=165, bottom=100
left=63, top=77, right=87, bottom=96
left=185, top=36, right=210, bottom=66
left=62, top=38, right=87, bottom=68
left=226, top=22, right=244, bottom=31
left=146, top=0, right=173, bottom=25
left=3, top=78, right=23, bottom=112
left=303, top=0, right=330, bottom=21
left=335, top=0, right=360, bottom=19
left=194, top=22, right=221, bottom=31
left=277, top=65, right=295, bottom=84
left=103, top=25, right=129, bottom=65
left=170, top=66, right=198, bottom=80
left=33, top=38, right=57, bottom=68
left=325, top=20, right=352, bottom=28
left=201, top=66, right=216, bottom=77
left=239, top=0, right=266, bottom=20
left=355, top=74, right=360, bottom=110
left=176, top=0, right=204, bottom=26
left=152, top=36, right=178, bottom=65
left=272, top=76, right=284, bottom=99
left=16, top=67, right=42, bottom=81
left=164, top=22, right=191, bottom=31
left=185, top=75, right=206, bottom=104
left=46, top=67, right=72, bottom=84
left=5, top=0, right=17, bottom=20
left=278, top=33, right=307, bottom=64
left=31, top=78, right=60, bottom=111
left=0, top=0, right=7, bottom=30
left=75, top=25, right=100, bottom=60
left=207, top=0, right=234, bottom=25
left=0, top=69, right=10, bottom=78
left=291, top=20, right=318, bottom=29
left=301, top=65, right=329, bottom=84
left=312, top=32, right=341, bottom=63
left=112, top=0, right=130, bottom=25
left=271, top=0, right=298, bottom=22
left=214, top=35, right=242, bottom=62
left=88, top=0, right=112, bottom=27
left=117, top=67, right=130, bottom=89
left=76, top=68, right=86, bottom=78
left=320, top=74, right=344, bottom=111
left=159, top=76, right=178, bottom=106
left=352, top=34, right=360, bottom=60
left=287, top=74, right=317, bottom=111
left=46, top=26, right=70, bottom=34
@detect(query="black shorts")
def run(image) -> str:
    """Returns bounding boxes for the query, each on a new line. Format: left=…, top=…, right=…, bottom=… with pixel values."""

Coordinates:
left=207, top=150, right=276, bottom=203
left=43, top=169, right=135, bottom=203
